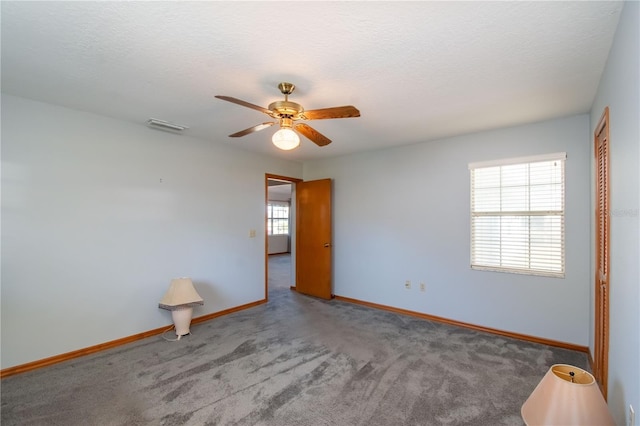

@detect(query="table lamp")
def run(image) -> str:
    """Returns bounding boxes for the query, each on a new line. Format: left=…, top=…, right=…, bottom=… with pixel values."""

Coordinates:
left=158, top=277, right=203, bottom=339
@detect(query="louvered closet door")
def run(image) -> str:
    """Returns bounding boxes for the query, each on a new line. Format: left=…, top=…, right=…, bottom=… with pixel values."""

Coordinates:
left=594, top=108, right=610, bottom=398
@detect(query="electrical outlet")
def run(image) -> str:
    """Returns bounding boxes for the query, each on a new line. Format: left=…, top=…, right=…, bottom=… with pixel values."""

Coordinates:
left=405, top=280, right=411, bottom=290
left=249, top=229, right=256, bottom=238
left=420, top=282, right=426, bottom=292
left=629, top=405, right=635, bottom=426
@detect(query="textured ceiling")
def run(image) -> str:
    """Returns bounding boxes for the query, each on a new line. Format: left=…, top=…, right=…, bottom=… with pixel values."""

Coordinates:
left=1, top=1, right=623, bottom=162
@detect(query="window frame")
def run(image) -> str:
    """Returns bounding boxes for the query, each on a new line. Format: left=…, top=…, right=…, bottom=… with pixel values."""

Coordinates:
left=267, top=201, right=290, bottom=236
left=468, top=152, right=566, bottom=278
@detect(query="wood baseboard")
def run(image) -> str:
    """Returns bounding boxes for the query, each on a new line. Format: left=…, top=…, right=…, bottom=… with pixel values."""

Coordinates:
left=0, top=299, right=267, bottom=379
left=334, top=295, right=589, bottom=353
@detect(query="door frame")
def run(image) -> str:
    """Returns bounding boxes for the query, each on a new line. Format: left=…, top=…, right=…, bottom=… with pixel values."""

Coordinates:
left=265, top=174, right=302, bottom=301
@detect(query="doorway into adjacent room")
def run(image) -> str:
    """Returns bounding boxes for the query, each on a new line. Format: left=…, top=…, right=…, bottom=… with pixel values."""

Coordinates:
left=265, top=175, right=300, bottom=299
left=264, top=174, right=334, bottom=301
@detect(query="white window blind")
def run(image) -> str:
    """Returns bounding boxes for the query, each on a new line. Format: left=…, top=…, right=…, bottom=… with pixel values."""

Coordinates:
left=469, top=153, right=566, bottom=278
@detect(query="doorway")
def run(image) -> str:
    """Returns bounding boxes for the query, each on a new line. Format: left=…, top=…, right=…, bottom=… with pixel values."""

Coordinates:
left=265, top=174, right=334, bottom=301
left=265, top=174, right=301, bottom=300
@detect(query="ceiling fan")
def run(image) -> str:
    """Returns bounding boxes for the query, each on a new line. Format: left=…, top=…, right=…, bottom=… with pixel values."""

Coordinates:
left=215, top=82, right=360, bottom=150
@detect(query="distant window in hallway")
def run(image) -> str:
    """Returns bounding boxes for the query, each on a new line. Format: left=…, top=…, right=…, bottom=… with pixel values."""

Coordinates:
left=268, top=202, right=289, bottom=235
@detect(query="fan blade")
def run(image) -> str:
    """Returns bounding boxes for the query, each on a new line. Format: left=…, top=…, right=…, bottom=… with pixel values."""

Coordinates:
left=301, top=105, right=360, bottom=120
left=295, top=123, right=332, bottom=146
left=215, top=96, right=274, bottom=116
left=229, top=122, right=275, bottom=137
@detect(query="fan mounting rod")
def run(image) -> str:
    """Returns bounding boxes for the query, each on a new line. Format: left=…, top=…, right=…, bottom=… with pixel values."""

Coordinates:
left=269, top=82, right=303, bottom=117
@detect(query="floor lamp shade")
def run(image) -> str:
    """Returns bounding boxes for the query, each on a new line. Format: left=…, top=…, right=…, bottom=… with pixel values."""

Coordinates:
left=158, top=278, right=204, bottom=337
left=521, top=364, right=614, bottom=426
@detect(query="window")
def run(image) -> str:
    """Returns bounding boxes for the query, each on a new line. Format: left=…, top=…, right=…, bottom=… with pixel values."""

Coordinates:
left=469, top=153, right=566, bottom=277
left=267, top=202, right=290, bottom=235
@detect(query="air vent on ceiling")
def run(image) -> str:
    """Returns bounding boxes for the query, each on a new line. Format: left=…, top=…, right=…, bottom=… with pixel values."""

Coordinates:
left=146, top=118, right=188, bottom=133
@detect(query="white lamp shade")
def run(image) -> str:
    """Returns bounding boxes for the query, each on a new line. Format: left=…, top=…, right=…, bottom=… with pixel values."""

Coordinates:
left=521, top=364, right=614, bottom=426
left=158, top=277, right=203, bottom=310
left=272, top=128, right=300, bottom=150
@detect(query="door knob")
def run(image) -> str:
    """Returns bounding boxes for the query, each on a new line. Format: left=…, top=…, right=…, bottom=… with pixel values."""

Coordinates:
left=324, top=243, right=330, bottom=248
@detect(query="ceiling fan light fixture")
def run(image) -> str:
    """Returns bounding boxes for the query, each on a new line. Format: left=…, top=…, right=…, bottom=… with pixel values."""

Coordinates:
left=272, top=128, right=300, bottom=150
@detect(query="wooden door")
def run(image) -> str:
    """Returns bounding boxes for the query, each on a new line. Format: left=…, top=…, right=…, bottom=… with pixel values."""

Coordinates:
left=594, top=107, right=610, bottom=398
left=296, top=179, right=332, bottom=299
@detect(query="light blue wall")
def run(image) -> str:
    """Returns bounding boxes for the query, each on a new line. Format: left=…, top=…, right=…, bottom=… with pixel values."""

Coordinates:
left=1, top=94, right=302, bottom=369
left=304, top=114, right=591, bottom=346
left=590, top=2, right=640, bottom=425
